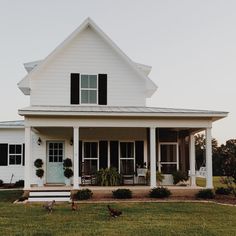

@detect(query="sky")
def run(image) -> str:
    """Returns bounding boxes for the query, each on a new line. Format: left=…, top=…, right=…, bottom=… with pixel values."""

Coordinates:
left=0, top=0, right=235, bottom=145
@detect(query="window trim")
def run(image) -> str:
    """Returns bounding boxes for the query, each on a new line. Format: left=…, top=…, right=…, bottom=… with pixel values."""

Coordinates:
left=79, top=74, right=98, bottom=105
left=8, top=143, right=23, bottom=166
left=47, top=141, right=65, bottom=163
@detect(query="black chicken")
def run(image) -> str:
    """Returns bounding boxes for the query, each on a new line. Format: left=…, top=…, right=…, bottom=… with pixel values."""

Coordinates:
left=107, top=205, right=122, bottom=218
left=43, top=200, right=55, bottom=213
left=71, top=201, right=78, bottom=211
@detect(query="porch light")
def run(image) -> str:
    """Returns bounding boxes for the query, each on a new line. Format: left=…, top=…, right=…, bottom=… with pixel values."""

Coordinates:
left=70, top=138, right=73, bottom=145
left=37, top=137, right=42, bottom=145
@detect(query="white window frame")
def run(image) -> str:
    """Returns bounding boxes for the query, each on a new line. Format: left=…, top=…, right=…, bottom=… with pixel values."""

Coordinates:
left=119, top=141, right=135, bottom=174
left=47, top=141, right=65, bottom=163
left=80, top=74, right=98, bottom=105
left=82, top=141, right=99, bottom=173
left=8, top=143, right=23, bottom=166
left=158, top=142, right=179, bottom=173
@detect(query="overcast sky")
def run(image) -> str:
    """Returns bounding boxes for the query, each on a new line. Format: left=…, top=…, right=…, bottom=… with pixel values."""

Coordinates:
left=0, top=0, right=235, bottom=144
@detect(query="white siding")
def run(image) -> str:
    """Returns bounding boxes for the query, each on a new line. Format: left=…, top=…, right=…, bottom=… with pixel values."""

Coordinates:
left=30, top=27, right=146, bottom=106
left=0, top=129, right=24, bottom=183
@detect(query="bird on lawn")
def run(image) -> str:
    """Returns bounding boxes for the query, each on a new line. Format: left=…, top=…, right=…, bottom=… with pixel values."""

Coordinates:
left=43, top=200, right=56, bottom=213
left=71, top=201, right=78, bottom=211
left=107, top=205, right=122, bottom=218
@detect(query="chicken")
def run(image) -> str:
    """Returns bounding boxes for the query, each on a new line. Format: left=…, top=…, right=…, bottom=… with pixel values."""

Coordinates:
left=71, top=201, right=78, bottom=211
left=107, top=205, right=122, bottom=218
left=43, top=200, right=55, bottom=213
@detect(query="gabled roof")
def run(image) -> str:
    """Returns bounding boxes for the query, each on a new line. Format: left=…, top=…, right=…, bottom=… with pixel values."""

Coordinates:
left=18, top=17, right=157, bottom=97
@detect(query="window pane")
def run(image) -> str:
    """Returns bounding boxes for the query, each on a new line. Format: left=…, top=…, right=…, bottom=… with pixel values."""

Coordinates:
left=161, top=164, right=177, bottom=174
left=89, top=75, right=97, bottom=88
left=120, top=143, right=126, bottom=158
left=9, top=145, right=15, bottom=154
left=84, top=160, right=97, bottom=175
left=127, top=143, right=134, bottom=158
left=59, top=143, right=63, bottom=149
left=54, top=143, right=58, bottom=149
left=161, top=145, right=177, bottom=162
left=16, top=155, right=21, bottom=164
left=91, top=143, right=98, bottom=158
left=120, top=159, right=134, bottom=175
left=81, top=90, right=89, bottom=104
left=49, top=143, right=53, bottom=149
left=81, top=75, right=89, bottom=88
left=49, top=156, right=53, bottom=162
left=89, top=90, right=97, bottom=104
left=16, top=145, right=22, bottom=154
left=84, top=143, right=91, bottom=158
left=9, top=155, right=15, bottom=164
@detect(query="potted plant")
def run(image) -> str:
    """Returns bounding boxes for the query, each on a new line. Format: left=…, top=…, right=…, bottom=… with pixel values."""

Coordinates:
left=63, top=158, right=73, bottom=186
left=156, top=171, right=164, bottom=186
left=34, top=158, right=44, bottom=187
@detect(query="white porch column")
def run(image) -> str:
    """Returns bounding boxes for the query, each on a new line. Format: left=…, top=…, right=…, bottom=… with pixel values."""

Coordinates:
left=206, top=127, right=213, bottom=188
left=189, top=134, right=196, bottom=186
left=150, top=127, right=157, bottom=188
left=73, top=127, right=79, bottom=189
left=24, top=127, right=31, bottom=190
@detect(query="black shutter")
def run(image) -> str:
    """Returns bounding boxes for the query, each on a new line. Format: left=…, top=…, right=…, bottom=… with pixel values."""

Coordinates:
left=70, top=73, right=80, bottom=104
left=79, top=141, right=82, bottom=177
left=22, top=144, right=25, bottom=166
left=135, top=141, right=144, bottom=167
left=99, top=141, right=108, bottom=169
left=98, top=74, right=107, bottom=105
left=110, top=141, right=118, bottom=170
left=0, top=144, right=8, bottom=166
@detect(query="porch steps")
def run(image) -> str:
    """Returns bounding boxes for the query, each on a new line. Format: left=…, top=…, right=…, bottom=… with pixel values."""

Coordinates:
left=28, top=190, right=71, bottom=202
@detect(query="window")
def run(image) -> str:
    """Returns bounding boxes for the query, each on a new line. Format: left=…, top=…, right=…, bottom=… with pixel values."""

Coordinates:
left=120, top=142, right=135, bottom=175
left=9, top=144, right=22, bottom=165
left=80, top=74, right=98, bottom=104
left=48, top=142, right=63, bottom=163
left=83, top=142, right=98, bottom=175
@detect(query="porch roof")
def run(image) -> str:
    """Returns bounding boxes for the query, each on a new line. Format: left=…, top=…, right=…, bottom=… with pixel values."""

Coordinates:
left=0, top=120, right=24, bottom=128
left=18, top=105, right=228, bottom=121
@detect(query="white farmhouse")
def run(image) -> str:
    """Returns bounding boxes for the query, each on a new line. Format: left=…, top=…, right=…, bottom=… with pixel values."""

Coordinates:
left=0, top=18, right=227, bottom=199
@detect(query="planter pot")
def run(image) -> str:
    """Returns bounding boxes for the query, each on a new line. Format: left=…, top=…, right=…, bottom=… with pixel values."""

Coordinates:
left=65, top=178, right=71, bottom=186
left=37, top=178, right=44, bottom=187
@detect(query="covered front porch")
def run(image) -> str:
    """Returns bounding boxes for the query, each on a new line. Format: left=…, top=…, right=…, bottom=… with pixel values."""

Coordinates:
left=23, top=115, right=214, bottom=190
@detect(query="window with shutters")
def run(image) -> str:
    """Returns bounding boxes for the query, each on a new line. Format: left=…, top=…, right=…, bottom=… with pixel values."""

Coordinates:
left=80, top=74, right=98, bottom=104
left=9, top=144, right=23, bottom=165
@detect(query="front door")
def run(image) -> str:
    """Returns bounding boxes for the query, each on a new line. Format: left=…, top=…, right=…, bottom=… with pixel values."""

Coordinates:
left=47, top=141, right=64, bottom=184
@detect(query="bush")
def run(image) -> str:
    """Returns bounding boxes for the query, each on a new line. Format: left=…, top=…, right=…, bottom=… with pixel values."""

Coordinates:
left=215, top=187, right=231, bottom=195
left=172, top=171, right=188, bottom=185
left=76, top=189, right=93, bottom=200
left=112, top=188, right=132, bottom=199
left=64, top=168, right=73, bottom=178
left=36, top=169, right=44, bottom=178
left=196, top=189, right=215, bottom=199
left=63, top=158, right=72, bottom=168
left=149, top=187, right=171, bottom=198
left=14, top=180, right=24, bottom=188
left=0, top=180, right=3, bottom=187
left=96, top=168, right=121, bottom=186
left=34, top=159, right=43, bottom=168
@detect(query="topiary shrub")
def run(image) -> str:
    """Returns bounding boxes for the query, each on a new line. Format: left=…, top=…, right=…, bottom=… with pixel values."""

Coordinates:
left=172, top=171, right=188, bottom=185
left=14, top=180, right=24, bottom=188
left=149, top=187, right=171, bottom=198
left=0, top=180, right=3, bottom=187
left=215, top=187, right=231, bottom=195
left=76, top=189, right=93, bottom=200
left=196, top=189, right=215, bottom=199
left=34, top=159, right=43, bottom=168
left=36, top=169, right=44, bottom=178
left=64, top=168, right=73, bottom=179
left=112, top=188, right=132, bottom=199
left=63, top=158, right=73, bottom=168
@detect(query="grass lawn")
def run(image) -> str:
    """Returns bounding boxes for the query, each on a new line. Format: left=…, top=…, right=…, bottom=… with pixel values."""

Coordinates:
left=0, top=191, right=236, bottom=236
left=196, top=176, right=226, bottom=188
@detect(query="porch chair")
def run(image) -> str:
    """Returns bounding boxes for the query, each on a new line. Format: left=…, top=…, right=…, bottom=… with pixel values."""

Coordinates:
left=81, top=162, right=96, bottom=185
left=137, top=168, right=148, bottom=184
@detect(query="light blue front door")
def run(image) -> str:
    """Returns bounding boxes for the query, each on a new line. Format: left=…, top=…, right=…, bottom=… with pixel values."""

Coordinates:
left=47, top=142, right=64, bottom=184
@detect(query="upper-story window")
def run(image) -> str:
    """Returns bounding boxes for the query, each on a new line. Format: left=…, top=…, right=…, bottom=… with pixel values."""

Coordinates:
left=80, top=74, right=98, bottom=104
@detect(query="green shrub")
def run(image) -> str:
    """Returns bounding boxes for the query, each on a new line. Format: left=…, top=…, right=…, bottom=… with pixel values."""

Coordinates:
left=112, top=188, right=132, bottom=199
left=36, top=169, right=44, bottom=178
left=34, top=159, right=43, bottom=168
left=76, top=189, right=93, bottom=200
left=172, top=171, right=188, bottom=185
left=96, top=168, right=121, bottom=186
left=0, top=180, right=3, bottom=187
left=196, top=189, right=215, bottom=199
left=14, top=180, right=24, bottom=188
left=63, top=158, right=72, bottom=168
left=215, top=187, right=231, bottom=195
left=64, top=168, right=73, bottom=178
left=149, top=187, right=171, bottom=198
